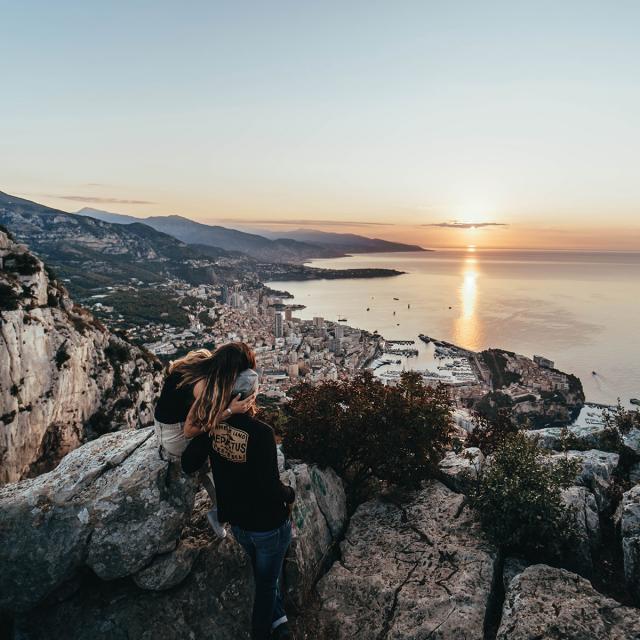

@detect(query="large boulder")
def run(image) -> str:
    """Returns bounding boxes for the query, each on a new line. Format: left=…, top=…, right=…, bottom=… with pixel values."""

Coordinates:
left=437, top=447, right=485, bottom=493
left=620, top=484, right=640, bottom=603
left=497, top=564, right=640, bottom=639
left=560, top=486, right=600, bottom=575
left=314, top=480, right=496, bottom=639
left=283, top=462, right=348, bottom=609
left=0, top=427, right=196, bottom=613
left=548, top=449, right=619, bottom=513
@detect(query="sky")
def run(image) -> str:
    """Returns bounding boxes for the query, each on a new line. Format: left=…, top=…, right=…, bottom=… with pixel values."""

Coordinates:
left=1, top=1, right=639, bottom=249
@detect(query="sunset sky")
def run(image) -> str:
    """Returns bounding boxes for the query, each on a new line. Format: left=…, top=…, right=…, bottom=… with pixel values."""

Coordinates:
left=1, top=1, right=639, bottom=249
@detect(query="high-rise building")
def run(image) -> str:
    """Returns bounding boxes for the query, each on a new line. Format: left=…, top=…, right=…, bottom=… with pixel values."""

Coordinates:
left=335, top=324, right=344, bottom=340
left=220, top=284, right=229, bottom=304
left=313, top=316, right=324, bottom=328
left=274, top=312, right=284, bottom=338
left=284, top=308, right=293, bottom=321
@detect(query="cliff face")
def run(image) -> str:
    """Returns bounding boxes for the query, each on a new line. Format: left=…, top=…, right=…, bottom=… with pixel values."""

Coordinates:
left=0, top=228, right=162, bottom=484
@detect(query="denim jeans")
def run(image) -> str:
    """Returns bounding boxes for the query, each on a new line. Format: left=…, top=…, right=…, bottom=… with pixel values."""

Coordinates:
left=231, top=518, right=292, bottom=640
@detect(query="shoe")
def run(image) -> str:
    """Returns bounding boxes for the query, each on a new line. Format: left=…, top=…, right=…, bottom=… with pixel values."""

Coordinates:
left=207, top=508, right=227, bottom=539
left=271, top=622, right=292, bottom=639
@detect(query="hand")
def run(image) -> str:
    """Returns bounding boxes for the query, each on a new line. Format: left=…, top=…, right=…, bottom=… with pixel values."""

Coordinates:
left=226, top=392, right=257, bottom=416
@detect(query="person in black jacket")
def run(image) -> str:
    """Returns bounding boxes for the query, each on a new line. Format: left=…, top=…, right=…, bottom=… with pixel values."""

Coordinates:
left=181, top=342, right=295, bottom=640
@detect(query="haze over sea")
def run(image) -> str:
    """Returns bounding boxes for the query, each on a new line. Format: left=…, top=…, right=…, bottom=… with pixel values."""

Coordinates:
left=268, top=248, right=640, bottom=407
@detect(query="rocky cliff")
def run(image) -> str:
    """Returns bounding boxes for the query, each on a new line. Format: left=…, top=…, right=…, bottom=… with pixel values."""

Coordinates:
left=0, top=427, right=347, bottom=639
left=0, top=228, right=162, bottom=484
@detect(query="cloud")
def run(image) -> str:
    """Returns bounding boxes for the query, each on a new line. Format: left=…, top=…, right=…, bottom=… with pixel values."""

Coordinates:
left=423, top=221, right=509, bottom=229
left=43, top=194, right=155, bottom=205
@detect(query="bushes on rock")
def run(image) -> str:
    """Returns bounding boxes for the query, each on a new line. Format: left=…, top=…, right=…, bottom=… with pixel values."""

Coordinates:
left=466, top=408, right=520, bottom=455
left=471, top=431, right=580, bottom=560
left=282, top=371, right=454, bottom=507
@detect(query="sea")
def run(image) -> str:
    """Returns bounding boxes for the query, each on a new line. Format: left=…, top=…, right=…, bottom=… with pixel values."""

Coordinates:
left=267, top=249, right=640, bottom=407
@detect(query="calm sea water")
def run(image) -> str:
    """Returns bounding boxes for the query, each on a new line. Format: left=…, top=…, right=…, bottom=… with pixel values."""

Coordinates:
left=268, top=249, right=640, bottom=407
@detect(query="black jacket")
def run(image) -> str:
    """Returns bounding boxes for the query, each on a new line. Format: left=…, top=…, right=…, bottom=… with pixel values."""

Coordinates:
left=182, top=413, right=295, bottom=532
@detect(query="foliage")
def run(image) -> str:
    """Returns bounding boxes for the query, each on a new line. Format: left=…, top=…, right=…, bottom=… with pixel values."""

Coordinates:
left=55, top=344, right=71, bottom=370
left=3, top=252, right=40, bottom=276
left=102, top=289, right=190, bottom=328
left=282, top=371, right=454, bottom=507
left=466, top=408, right=520, bottom=455
left=0, top=283, right=20, bottom=311
left=471, top=431, right=580, bottom=559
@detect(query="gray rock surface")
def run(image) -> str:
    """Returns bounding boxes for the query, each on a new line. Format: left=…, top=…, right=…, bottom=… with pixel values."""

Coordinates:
left=314, top=480, right=496, bottom=639
left=133, top=540, right=200, bottom=591
left=284, top=462, right=347, bottom=608
left=438, top=447, right=485, bottom=493
left=621, top=484, right=640, bottom=602
left=560, top=486, right=601, bottom=575
left=527, top=423, right=607, bottom=451
left=549, top=449, right=619, bottom=512
left=0, top=230, right=161, bottom=485
left=497, top=564, right=640, bottom=639
left=502, top=557, right=529, bottom=591
left=0, top=427, right=196, bottom=612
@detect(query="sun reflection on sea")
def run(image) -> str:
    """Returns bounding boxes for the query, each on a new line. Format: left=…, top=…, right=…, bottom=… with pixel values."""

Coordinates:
left=452, top=253, right=481, bottom=349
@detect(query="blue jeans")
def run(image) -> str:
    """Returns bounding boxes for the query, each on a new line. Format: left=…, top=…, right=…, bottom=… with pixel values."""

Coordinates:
left=231, top=518, right=292, bottom=640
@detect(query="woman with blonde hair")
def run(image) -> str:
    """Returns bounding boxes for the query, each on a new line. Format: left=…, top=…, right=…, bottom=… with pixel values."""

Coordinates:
left=154, top=347, right=255, bottom=538
left=182, top=342, right=295, bottom=640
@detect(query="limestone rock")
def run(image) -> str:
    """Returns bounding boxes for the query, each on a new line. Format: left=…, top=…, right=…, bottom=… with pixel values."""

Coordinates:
left=133, top=541, right=200, bottom=591
left=526, top=423, right=607, bottom=450
left=284, top=463, right=347, bottom=608
left=624, top=429, right=640, bottom=458
left=438, top=447, right=484, bottom=493
left=15, top=537, right=254, bottom=640
left=0, top=427, right=196, bottom=613
left=549, top=449, right=619, bottom=512
left=560, top=486, right=600, bottom=575
left=502, top=557, right=529, bottom=591
left=630, top=462, right=640, bottom=485
left=0, top=229, right=162, bottom=485
left=621, top=484, right=640, bottom=602
left=315, top=480, right=496, bottom=639
left=497, top=564, right=640, bottom=639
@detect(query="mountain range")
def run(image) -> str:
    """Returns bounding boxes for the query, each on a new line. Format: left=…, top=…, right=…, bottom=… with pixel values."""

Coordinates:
left=77, top=207, right=426, bottom=257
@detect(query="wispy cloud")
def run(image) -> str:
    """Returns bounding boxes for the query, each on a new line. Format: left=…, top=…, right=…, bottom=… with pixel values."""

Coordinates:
left=423, top=221, right=509, bottom=229
left=42, top=194, right=155, bottom=205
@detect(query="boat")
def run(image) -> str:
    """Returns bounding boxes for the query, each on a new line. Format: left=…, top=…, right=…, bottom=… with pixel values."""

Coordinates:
left=631, top=398, right=640, bottom=406
left=407, top=304, right=410, bottom=309
left=592, top=371, right=597, bottom=375
left=393, top=297, right=399, bottom=300
left=366, top=307, right=370, bottom=311
left=338, top=317, right=347, bottom=322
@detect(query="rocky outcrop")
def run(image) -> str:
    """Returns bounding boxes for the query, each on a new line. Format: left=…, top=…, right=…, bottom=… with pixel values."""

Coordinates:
left=437, top=447, right=484, bottom=493
left=283, top=463, right=347, bottom=608
left=2, top=426, right=347, bottom=638
left=0, top=427, right=197, bottom=613
left=497, top=564, right=640, bottom=639
left=560, top=486, right=601, bottom=575
left=313, top=480, right=496, bottom=639
left=0, top=229, right=162, bottom=484
left=548, top=449, right=619, bottom=513
left=620, top=485, right=640, bottom=602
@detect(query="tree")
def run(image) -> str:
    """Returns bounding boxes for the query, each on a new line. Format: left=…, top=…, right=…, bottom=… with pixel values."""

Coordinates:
left=466, top=408, right=520, bottom=455
left=471, top=431, right=580, bottom=559
left=282, top=371, right=454, bottom=508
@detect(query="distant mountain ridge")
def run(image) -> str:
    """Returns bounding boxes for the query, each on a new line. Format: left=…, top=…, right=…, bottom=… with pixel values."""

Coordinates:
left=258, top=228, right=428, bottom=253
left=0, top=192, right=242, bottom=296
left=77, top=207, right=343, bottom=262
left=77, top=207, right=427, bottom=257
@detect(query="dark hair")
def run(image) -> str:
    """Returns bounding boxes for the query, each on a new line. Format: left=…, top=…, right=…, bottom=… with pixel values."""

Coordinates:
left=170, top=342, right=256, bottom=427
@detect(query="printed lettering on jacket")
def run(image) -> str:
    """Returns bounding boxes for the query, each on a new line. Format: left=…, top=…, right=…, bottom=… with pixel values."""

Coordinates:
left=212, top=423, right=249, bottom=462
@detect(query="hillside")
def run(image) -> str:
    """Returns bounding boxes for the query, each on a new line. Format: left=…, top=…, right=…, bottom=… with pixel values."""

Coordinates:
left=0, top=192, right=248, bottom=297
left=259, top=228, right=428, bottom=253
left=78, top=207, right=344, bottom=262
left=0, top=227, right=163, bottom=484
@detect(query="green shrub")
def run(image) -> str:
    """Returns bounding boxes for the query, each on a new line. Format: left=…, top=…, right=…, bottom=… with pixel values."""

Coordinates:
left=283, top=371, right=454, bottom=508
left=471, top=431, right=580, bottom=559
left=55, top=344, right=71, bottom=370
left=466, top=408, right=520, bottom=455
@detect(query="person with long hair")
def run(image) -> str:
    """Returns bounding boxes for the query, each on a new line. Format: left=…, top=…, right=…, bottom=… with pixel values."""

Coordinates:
left=181, top=342, right=295, bottom=640
left=154, top=348, right=255, bottom=538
